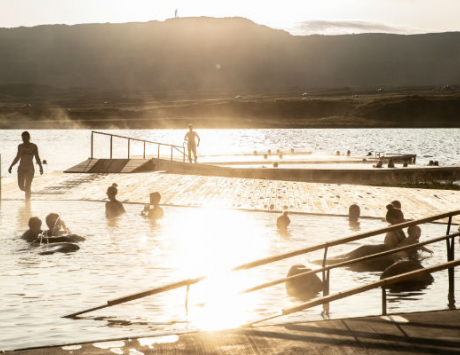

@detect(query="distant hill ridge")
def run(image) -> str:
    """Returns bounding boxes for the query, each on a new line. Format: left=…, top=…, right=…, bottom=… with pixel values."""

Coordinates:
left=0, top=17, right=459, bottom=91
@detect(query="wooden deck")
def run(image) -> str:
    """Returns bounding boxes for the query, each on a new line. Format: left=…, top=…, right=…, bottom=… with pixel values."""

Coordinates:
left=10, top=309, right=460, bottom=354
left=2, top=171, right=460, bottom=223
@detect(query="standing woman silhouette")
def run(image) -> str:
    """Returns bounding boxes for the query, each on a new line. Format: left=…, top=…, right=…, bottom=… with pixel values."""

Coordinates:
left=8, top=131, right=43, bottom=201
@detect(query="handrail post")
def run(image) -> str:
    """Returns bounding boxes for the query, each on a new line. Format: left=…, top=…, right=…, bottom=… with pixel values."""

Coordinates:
left=110, top=135, right=113, bottom=159
left=158, top=145, right=160, bottom=159
left=381, top=286, right=387, bottom=315
left=185, top=285, right=190, bottom=316
left=322, top=246, right=330, bottom=316
left=446, top=216, right=455, bottom=309
left=91, top=131, right=94, bottom=159
left=446, top=216, right=452, bottom=235
left=171, top=146, right=173, bottom=161
left=128, top=138, right=130, bottom=159
left=143, top=142, right=146, bottom=159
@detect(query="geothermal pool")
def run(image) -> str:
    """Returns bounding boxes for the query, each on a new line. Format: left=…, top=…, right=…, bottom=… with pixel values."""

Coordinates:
left=0, top=199, right=456, bottom=351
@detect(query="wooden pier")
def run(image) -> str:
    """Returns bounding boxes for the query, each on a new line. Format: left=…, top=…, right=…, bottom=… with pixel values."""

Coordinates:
left=9, top=309, right=460, bottom=354
left=2, top=170, right=460, bottom=223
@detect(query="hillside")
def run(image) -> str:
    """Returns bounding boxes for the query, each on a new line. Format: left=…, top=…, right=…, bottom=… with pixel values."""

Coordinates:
left=1, top=17, right=459, bottom=91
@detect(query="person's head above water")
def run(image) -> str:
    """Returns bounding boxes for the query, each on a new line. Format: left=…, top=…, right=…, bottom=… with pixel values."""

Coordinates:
left=28, top=216, right=42, bottom=232
left=385, top=204, right=405, bottom=225
left=391, top=200, right=402, bottom=209
left=21, top=131, right=30, bottom=143
left=107, top=183, right=118, bottom=200
left=149, top=192, right=161, bottom=205
left=188, top=124, right=193, bottom=132
left=348, top=204, right=360, bottom=222
left=45, top=213, right=60, bottom=230
left=408, top=225, right=421, bottom=239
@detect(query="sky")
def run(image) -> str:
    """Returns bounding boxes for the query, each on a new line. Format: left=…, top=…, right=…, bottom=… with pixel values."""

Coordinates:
left=1, top=0, right=459, bottom=35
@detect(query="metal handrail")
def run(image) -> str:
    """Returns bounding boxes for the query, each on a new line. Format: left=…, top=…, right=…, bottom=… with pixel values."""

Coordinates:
left=64, top=209, right=459, bottom=319
left=90, top=131, right=186, bottom=162
left=241, top=231, right=460, bottom=295
left=245, top=258, right=460, bottom=327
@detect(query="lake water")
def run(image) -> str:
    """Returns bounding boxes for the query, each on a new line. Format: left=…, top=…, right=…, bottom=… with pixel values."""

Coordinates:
left=1, top=128, right=460, bottom=175
left=1, top=129, right=459, bottom=351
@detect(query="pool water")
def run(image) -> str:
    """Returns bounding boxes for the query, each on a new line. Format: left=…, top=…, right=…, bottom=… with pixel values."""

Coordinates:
left=0, top=199, right=457, bottom=351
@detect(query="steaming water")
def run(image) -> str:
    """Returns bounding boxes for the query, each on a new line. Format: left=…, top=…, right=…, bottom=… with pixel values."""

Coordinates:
left=1, top=129, right=460, bottom=351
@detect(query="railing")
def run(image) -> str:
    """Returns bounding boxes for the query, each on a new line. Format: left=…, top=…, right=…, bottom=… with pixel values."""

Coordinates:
left=64, top=209, right=460, bottom=321
left=90, top=131, right=187, bottom=162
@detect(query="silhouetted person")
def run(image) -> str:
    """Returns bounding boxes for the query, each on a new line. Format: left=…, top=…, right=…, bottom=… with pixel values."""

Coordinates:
left=348, top=204, right=360, bottom=229
left=277, top=211, right=290, bottom=231
left=44, top=213, right=70, bottom=237
left=395, top=225, right=433, bottom=259
left=384, top=204, right=406, bottom=249
left=8, top=131, right=43, bottom=201
left=184, top=124, right=200, bottom=163
left=105, top=183, right=126, bottom=218
left=21, top=217, right=43, bottom=243
left=388, top=159, right=395, bottom=168
left=175, top=9, right=178, bottom=18
left=346, top=150, right=351, bottom=156
left=141, top=192, right=164, bottom=220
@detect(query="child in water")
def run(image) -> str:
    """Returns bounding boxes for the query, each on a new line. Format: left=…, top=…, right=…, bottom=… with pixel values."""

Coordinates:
left=44, top=213, right=70, bottom=237
left=21, top=217, right=43, bottom=242
left=105, top=183, right=126, bottom=218
left=141, top=192, right=164, bottom=220
left=396, top=225, right=433, bottom=259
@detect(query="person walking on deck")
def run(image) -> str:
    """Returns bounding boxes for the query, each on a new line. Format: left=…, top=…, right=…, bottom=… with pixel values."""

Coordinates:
left=8, top=131, right=43, bottom=201
left=184, top=124, right=200, bottom=163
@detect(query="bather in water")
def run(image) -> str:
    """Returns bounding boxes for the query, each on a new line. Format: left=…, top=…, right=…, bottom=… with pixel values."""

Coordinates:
left=105, top=183, right=126, bottom=218
left=141, top=192, right=164, bottom=220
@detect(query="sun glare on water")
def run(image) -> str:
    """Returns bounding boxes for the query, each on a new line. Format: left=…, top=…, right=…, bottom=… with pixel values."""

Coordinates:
left=165, top=208, right=271, bottom=330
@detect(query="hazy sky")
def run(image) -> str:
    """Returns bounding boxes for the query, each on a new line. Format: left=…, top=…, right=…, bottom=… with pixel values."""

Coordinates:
left=1, top=0, right=459, bottom=35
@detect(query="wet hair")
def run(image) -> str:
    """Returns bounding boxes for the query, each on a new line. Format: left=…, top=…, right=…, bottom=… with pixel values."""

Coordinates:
left=385, top=204, right=404, bottom=224
left=107, top=183, right=118, bottom=197
left=21, top=131, right=30, bottom=138
left=391, top=200, right=401, bottom=209
left=149, top=191, right=161, bottom=204
left=28, top=217, right=42, bottom=230
left=408, top=225, right=421, bottom=238
left=349, top=204, right=360, bottom=221
left=45, top=213, right=59, bottom=229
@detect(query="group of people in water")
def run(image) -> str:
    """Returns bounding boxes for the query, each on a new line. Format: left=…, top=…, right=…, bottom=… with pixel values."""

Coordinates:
left=104, top=183, right=164, bottom=220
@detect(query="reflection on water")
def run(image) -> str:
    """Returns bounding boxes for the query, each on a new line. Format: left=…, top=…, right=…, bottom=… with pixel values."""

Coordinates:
left=0, top=199, right=457, bottom=350
left=2, top=129, right=460, bottom=177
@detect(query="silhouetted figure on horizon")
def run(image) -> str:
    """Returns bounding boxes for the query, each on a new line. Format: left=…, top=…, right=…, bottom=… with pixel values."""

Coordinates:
left=105, top=183, right=126, bottom=218
left=184, top=124, right=200, bottom=163
left=8, top=131, right=43, bottom=201
left=141, top=192, right=164, bottom=220
left=175, top=9, right=178, bottom=18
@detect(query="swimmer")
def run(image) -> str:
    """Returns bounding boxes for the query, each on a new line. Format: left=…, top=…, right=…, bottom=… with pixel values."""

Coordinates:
left=8, top=131, right=43, bottom=201
left=348, top=204, right=360, bottom=229
left=44, top=213, right=70, bottom=237
left=396, top=225, right=433, bottom=259
left=383, top=204, right=407, bottom=250
left=391, top=200, right=402, bottom=210
left=141, top=192, right=164, bottom=220
left=21, top=217, right=43, bottom=242
left=277, top=211, right=290, bottom=230
left=105, top=183, right=126, bottom=218
left=184, top=124, right=200, bottom=163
